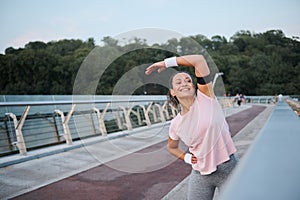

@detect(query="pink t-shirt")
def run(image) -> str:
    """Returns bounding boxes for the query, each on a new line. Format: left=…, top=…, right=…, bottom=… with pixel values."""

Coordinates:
left=169, top=90, right=236, bottom=175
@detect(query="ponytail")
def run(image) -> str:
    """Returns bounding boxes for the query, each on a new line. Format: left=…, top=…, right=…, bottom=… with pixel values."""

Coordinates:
left=167, top=72, right=180, bottom=110
left=167, top=90, right=179, bottom=109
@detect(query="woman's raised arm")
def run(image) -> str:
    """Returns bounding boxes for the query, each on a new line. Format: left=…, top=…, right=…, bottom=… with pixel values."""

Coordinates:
left=145, top=55, right=214, bottom=98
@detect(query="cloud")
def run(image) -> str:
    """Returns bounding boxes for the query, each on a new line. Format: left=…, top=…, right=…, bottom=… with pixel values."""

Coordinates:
left=8, top=32, right=45, bottom=49
left=6, top=17, right=85, bottom=50
left=8, top=30, right=72, bottom=50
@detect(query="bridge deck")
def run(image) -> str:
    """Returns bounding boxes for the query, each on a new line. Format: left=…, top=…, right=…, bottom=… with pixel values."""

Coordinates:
left=1, top=105, right=272, bottom=200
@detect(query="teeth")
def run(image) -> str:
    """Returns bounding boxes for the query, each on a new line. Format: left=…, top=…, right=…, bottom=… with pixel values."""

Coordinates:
left=181, top=88, right=189, bottom=91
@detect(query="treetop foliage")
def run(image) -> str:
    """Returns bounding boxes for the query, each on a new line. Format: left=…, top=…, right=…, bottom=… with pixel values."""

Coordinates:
left=0, top=30, right=299, bottom=96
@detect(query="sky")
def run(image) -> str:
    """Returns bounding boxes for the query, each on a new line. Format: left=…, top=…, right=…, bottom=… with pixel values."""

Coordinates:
left=0, top=0, right=299, bottom=54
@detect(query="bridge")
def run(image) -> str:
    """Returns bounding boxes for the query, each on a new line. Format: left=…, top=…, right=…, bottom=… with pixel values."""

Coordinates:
left=0, top=95, right=299, bottom=199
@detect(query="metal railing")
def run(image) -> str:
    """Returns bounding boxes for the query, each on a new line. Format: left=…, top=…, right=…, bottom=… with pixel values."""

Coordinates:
left=0, top=97, right=176, bottom=156
left=0, top=95, right=276, bottom=157
left=220, top=99, right=300, bottom=200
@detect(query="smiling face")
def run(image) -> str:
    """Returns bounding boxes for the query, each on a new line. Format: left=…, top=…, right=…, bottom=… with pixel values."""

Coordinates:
left=170, top=72, right=195, bottom=100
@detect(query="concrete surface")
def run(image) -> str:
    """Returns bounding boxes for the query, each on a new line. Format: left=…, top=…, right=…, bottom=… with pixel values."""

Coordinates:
left=0, top=104, right=274, bottom=200
left=221, top=101, right=300, bottom=200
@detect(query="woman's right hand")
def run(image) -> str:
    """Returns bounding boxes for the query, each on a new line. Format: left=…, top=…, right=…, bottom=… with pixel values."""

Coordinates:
left=191, top=154, right=198, bottom=164
left=145, top=61, right=166, bottom=75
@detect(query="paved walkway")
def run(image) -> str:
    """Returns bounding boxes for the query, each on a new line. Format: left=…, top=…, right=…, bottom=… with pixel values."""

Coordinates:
left=0, top=104, right=274, bottom=200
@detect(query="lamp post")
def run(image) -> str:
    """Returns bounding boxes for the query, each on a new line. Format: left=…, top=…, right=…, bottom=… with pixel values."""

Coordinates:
left=212, top=72, right=224, bottom=89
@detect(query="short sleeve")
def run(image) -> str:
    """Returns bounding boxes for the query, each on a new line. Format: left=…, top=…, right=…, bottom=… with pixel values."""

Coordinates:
left=169, top=119, right=179, bottom=140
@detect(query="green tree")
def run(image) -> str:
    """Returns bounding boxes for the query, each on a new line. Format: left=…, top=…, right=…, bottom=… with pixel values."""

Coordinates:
left=0, top=30, right=299, bottom=96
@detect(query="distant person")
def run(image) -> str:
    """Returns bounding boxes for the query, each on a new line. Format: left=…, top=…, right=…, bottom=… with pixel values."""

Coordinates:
left=236, top=93, right=242, bottom=106
left=278, top=94, right=283, bottom=102
left=145, top=55, right=238, bottom=200
left=240, top=94, right=245, bottom=104
left=274, top=94, right=278, bottom=104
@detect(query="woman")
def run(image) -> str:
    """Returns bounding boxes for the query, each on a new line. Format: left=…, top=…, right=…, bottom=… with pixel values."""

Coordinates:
left=145, top=55, right=238, bottom=200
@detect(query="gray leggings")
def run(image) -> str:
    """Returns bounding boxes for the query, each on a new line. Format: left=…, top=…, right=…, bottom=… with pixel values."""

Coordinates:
left=188, top=154, right=238, bottom=200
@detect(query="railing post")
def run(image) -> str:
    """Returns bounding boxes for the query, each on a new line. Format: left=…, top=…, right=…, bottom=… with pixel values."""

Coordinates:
left=131, top=107, right=142, bottom=126
left=114, top=111, right=124, bottom=130
left=93, top=103, right=110, bottom=136
left=52, top=113, right=61, bottom=142
left=148, top=104, right=158, bottom=122
left=162, top=101, right=170, bottom=120
left=5, top=105, right=30, bottom=156
left=54, top=104, right=76, bottom=145
left=154, top=104, right=166, bottom=123
left=138, top=102, right=153, bottom=127
left=120, top=103, right=134, bottom=131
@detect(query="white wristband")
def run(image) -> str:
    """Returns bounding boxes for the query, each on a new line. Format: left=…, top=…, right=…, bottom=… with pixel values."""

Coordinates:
left=164, top=57, right=178, bottom=68
left=184, top=153, right=192, bottom=165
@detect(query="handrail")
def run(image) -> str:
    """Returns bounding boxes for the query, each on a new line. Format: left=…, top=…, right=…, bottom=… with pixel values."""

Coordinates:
left=0, top=97, right=173, bottom=156
left=220, top=99, right=300, bottom=200
left=0, top=95, right=276, bottom=157
left=0, top=95, right=276, bottom=107
left=0, top=99, right=164, bottom=107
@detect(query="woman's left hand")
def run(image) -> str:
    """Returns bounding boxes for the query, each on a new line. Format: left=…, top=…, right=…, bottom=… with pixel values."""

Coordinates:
left=145, top=61, right=166, bottom=75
